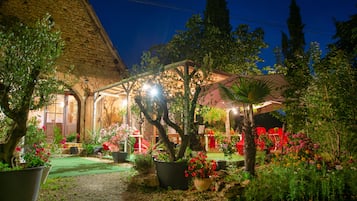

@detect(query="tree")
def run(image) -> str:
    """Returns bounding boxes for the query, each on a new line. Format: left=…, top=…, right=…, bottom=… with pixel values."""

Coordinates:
left=204, top=0, right=231, bottom=36
left=0, top=14, right=63, bottom=166
left=332, top=13, right=357, bottom=68
left=150, top=0, right=267, bottom=75
left=219, top=78, right=271, bottom=176
left=305, top=49, right=357, bottom=162
left=280, top=0, right=310, bottom=132
left=134, top=56, right=212, bottom=161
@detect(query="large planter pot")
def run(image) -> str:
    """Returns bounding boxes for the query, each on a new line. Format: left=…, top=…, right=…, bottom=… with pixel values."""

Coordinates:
left=112, top=152, right=128, bottom=163
left=154, top=160, right=189, bottom=190
left=0, top=166, right=44, bottom=201
left=193, top=178, right=212, bottom=191
left=216, top=160, right=227, bottom=170
left=41, top=165, right=52, bottom=184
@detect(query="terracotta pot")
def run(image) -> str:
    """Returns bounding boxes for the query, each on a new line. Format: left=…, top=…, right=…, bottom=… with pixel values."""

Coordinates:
left=193, top=178, right=212, bottom=191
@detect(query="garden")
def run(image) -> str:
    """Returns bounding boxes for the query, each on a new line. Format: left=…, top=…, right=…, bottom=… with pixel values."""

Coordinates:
left=0, top=5, right=356, bottom=201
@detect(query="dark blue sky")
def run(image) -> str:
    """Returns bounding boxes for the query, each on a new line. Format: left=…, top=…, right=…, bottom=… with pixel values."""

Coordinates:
left=89, top=0, right=356, bottom=68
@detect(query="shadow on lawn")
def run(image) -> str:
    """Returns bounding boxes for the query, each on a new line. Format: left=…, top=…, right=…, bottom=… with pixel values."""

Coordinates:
left=48, top=157, right=132, bottom=177
left=51, top=163, right=116, bottom=174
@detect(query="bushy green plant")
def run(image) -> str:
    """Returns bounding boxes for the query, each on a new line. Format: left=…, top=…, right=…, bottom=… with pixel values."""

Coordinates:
left=24, top=117, right=47, bottom=148
left=242, top=162, right=356, bottom=201
left=82, top=143, right=96, bottom=156
left=66, top=133, right=77, bottom=142
left=133, top=153, right=154, bottom=174
left=0, top=162, right=21, bottom=171
left=236, top=131, right=357, bottom=201
left=51, top=126, right=66, bottom=154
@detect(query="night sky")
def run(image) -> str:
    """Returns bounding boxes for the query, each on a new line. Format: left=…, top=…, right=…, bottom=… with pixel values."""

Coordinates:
left=89, top=0, right=356, bottom=69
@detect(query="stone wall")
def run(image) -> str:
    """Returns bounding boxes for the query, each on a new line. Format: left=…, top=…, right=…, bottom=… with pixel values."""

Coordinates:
left=0, top=0, right=127, bottom=137
left=0, top=0, right=126, bottom=89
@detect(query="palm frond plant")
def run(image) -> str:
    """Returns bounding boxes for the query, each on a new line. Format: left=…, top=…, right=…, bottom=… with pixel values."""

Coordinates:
left=219, top=78, right=271, bottom=176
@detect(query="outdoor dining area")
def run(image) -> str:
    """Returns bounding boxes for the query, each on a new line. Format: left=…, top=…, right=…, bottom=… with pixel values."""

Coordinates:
left=202, top=126, right=288, bottom=155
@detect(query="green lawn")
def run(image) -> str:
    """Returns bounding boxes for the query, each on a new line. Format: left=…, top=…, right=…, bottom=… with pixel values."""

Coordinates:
left=48, top=156, right=132, bottom=178
left=207, top=152, right=244, bottom=161
left=47, top=153, right=243, bottom=178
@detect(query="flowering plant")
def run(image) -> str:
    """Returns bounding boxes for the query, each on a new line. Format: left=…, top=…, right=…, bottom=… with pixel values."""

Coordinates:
left=185, top=152, right=217, bottom=179
left=100, top=124, right=133, bottom=152
left=220, top=138, right=236, bottom=159
left=16, top=117, right=52, bottom=168
left=22, top=143, right=51, bottom=168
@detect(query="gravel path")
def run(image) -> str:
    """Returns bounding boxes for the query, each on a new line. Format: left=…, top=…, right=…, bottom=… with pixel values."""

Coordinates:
left=38, top=171, right=132, bottom=201
left=37, top=158, right=223, bottom=201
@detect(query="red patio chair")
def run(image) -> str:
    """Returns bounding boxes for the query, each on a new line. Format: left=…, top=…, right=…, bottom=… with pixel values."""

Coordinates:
left=236, top=132, right=245, bottom=155
left=255, top=127, right=267, bottom=150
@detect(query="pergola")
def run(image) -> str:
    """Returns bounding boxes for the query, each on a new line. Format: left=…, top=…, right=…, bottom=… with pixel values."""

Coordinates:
left=92, top=60, right=229, bottom=152
left=93, top=60, right=288, bottom=152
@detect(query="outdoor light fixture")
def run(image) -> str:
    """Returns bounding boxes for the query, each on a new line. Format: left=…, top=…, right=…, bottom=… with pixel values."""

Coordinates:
left=150, top=86, right=159, bottom=97
left=121, top=99, right=127, bottom=108
left=231, top=108, right=238, bottom=115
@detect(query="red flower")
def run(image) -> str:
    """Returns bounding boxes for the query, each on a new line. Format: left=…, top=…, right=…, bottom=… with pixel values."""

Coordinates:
left=102, top=143, right=109, bottom=151
left=185, top=152, right=216, bottom=179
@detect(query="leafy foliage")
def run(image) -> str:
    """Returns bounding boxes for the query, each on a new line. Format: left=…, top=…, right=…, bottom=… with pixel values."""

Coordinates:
left=151, top=13, right=267, bottom=74
left=0, top=14, right=64, bottom=166
left=219, top=78, right=271, bottom=176
left=242, top=162, right=356, bottom=201
left=185, top=152, right=217, bottom=179
left=304, top=49, right=357, bottom=161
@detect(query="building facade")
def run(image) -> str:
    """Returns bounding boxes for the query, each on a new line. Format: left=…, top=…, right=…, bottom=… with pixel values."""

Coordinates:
left=0, top=0, right=127, bottom=141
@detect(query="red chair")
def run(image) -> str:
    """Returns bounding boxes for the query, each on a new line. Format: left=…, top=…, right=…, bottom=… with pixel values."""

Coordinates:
left=236, top=132, right=245, bottom=155
left=209, top=135, right=216, bottom=149
left=256, top=127, right=266, bottom=136
left=255, top=127, right=267, bottom=150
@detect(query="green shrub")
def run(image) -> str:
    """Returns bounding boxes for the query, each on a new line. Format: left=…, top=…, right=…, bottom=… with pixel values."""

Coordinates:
left=66, top=133, right=77, bottom=142
left=242, top=162, right=356, bottom=201
left=133, top=153, right=154, bottom=174
left=83, top=144, right=96, bottom=156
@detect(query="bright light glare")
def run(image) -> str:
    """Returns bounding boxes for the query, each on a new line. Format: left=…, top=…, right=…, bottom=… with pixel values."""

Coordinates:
left=231, top=108, right=238, bottom=115
left=150, top=87, right=159, bottom=97
left=142, top=83, right=151, bottom=91
left=121, top=99, right=127, bottom=107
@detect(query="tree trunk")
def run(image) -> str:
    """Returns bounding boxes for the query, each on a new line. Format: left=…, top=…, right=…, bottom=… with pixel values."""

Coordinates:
left=243, top=104, right=256, bottom=176
left=0, top=122, right=27, bottom=167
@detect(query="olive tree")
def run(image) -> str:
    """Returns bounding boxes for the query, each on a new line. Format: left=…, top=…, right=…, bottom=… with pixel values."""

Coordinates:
left=0, top=14, right=63, bottom=166
left=134, top=57, right=212, bottom=162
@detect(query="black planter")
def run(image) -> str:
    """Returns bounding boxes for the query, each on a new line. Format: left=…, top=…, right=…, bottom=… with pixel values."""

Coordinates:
left=217, top=160, right=227, bottom=170
left=0, top=166, right=44, bottom=201
left=112, top=152, right=128, bottom=163
left=155, top=160, right=189, bottom=190
left=70, top=146, right=78, bottom=154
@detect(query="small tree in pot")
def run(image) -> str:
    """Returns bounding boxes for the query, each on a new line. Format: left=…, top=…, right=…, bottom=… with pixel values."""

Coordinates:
left=134, top=59, right=212, bottom=162
left=0, top=14, right=64, bottom=167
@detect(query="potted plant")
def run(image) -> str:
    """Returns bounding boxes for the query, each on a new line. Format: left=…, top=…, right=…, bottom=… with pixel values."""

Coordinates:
left=0, top=134, right=51, bottom=201
left=185, top=152, right=217, bottom=191
left=134, top=59, right=211, bottom=189
left=100, top=123, right=133, bottom=163
left=0, top=14, right=63, bottom=201
left=23, top=117, right=52, bottom=184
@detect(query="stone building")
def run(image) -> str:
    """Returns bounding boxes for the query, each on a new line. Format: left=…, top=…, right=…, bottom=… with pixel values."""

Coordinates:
left=0, top=0, right=127, bottom=141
